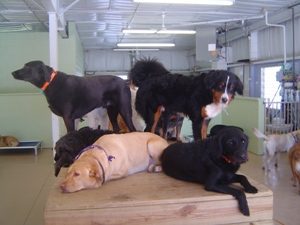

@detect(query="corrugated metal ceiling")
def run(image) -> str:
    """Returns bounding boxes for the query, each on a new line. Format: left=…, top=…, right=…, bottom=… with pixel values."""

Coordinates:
left=0, top=0, right=299, bottom=50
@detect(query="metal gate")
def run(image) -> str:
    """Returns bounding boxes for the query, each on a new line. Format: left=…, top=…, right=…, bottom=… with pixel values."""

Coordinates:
left=264, top=100, right=300, bottom=134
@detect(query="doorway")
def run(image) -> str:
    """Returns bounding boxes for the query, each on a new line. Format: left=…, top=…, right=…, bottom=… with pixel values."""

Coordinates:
left=261, top=66, right=282, bottom=102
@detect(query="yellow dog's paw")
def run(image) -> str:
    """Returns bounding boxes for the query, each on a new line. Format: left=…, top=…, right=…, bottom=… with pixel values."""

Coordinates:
left=148, top=165, right=162, bottom=173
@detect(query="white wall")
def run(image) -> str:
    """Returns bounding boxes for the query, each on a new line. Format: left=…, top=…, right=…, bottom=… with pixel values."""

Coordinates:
left=228, top=16, right=300, bottom=63
left=84, top=49, right=192, bottom=72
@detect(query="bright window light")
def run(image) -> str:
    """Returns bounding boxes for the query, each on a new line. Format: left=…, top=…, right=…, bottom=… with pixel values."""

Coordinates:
left=133, top=0, right=235, bottom=6
left=117, top=43, right=175, bottom=47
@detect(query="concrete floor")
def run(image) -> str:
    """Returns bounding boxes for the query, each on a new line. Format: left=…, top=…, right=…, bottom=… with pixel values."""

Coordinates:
left=0, top=148, right=299, bottom=225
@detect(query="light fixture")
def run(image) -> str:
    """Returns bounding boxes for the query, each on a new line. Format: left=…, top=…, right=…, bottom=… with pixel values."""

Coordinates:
left=157, top=29, right=196, bottom=34
left=122, top=29, right=157, bottom=34
left=133, top=0, right=235, bottom=5
left=117, top=43, right=175, bottom=47
left=157, top=12, right=195, bottom=34
left=113, top=48, right=160, bottom=51
left=122, top=12, right=196, bottom=35
left=122, top=29, right=196, bottom=35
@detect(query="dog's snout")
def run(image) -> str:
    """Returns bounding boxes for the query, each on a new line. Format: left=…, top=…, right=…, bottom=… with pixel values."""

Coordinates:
left=240, top=153, right=248, bottom=162
left=60, top=183, right=67, bottom=193
left=221, top=97, right=228, bottom=104
left=12, top=71, right=17, bottom=78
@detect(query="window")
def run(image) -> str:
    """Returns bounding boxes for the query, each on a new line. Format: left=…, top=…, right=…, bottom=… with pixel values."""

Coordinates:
left=261, top=66, right=281, bottom=102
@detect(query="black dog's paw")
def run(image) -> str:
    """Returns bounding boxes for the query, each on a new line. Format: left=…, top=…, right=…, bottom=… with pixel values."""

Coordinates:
left=237, top=192, right=250, bottom=216
left=240, top=205, right=250, bottom=216
left=244, top=185, right=258, bottom=193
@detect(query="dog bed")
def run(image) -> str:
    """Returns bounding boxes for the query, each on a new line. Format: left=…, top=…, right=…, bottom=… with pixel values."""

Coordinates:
left=0, top=141, right=41, bottom=156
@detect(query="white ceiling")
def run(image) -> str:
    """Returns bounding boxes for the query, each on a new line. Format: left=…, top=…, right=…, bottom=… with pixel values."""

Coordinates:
left=0, top=0, right=300, bottom=51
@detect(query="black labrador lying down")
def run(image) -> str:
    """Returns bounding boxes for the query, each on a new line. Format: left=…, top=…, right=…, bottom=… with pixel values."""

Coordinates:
left=161, top=127, right=258, bottom=216
left=54, top=126, right=113, bottom=176
left=12, top=61, right=136, bottom=133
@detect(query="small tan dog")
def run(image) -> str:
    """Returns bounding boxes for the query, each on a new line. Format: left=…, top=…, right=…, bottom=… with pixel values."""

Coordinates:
left=60, top=132, right=169, bottom=193
left=253, top=128, right=300, bottom=171
left=289, top=143, right=300, bottom=194
left=0, top=135, right=19, bottom=147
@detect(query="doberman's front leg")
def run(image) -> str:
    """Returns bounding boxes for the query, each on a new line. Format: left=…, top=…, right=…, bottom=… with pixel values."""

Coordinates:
left=63, top=117, right=75, bottom=132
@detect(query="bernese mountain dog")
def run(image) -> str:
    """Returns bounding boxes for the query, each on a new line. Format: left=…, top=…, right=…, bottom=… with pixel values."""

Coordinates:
left=129, top=58, right=243, bottom=141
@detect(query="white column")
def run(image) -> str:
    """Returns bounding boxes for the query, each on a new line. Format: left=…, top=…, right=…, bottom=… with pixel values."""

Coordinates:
left=48, top=11, right=60, bottom=154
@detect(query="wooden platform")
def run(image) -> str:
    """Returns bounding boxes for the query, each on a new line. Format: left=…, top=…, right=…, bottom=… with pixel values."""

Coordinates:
left=44, top=170, right=273, bottom=225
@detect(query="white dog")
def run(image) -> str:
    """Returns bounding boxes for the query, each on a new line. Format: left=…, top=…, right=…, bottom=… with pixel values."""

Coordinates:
left=253, top=128, right=300, bottom=171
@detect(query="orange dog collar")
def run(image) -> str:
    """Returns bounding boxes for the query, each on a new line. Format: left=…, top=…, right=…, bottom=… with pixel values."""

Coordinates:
left=41, top=70, right=57, bottom=91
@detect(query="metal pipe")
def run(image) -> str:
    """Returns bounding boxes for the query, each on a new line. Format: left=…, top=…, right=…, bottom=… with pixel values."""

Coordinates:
left=62, top=0, right=81, bottom=14
left=292, top=7, right=295, bottom=76
left=264, top=10, right=286, bottom=68
left=168, top=15, right=264, bottom=28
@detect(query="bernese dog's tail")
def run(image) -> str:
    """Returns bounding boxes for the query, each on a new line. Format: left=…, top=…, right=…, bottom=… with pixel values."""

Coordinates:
left=128, top=57, right=170, bottom=87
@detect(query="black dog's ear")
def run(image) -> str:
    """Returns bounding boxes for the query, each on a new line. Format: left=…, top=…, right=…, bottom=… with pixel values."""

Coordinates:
left=208, top=134, right=225, bottom=159
left=42, top=64, right=53, bottom=77
left=54, top=159, right=63, bottom=176
left=203, top=70, right=219, bottom=90
left=54, top=153, right=59, bottom=161
left=234, top=76, right=244, bottom=95
left=217, top=134, right=226, bottom=158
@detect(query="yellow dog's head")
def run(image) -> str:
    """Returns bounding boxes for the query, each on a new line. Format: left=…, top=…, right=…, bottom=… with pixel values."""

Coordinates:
left=60, top=156, right=105, bottom=193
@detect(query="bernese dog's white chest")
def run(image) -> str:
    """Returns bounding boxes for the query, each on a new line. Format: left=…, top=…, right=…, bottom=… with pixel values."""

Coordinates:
left=204, top=103, right=227, bottom=119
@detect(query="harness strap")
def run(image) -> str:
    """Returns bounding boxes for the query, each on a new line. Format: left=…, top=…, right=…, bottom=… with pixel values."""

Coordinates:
left=91, top=155, right=106, bottom=185
left=75, top=144, right=115, bottom=185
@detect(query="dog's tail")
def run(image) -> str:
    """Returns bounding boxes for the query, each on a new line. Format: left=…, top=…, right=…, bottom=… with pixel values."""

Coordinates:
left=253, top=128, right=269, bottom=141
left=128, top=57, right=170, bottom=87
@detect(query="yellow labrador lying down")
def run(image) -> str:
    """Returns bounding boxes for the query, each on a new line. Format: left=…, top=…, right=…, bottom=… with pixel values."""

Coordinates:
left=60, top=132, right=169, bottom=193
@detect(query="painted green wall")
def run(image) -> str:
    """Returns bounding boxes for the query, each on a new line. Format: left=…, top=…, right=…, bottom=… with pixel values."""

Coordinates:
left=181, top=96, right=264, bottom=155
left=0, top=93, right=51, bottom=142
left=0, top=23, right=84, bottom=148
left=221, top=96, right=265, bottom=155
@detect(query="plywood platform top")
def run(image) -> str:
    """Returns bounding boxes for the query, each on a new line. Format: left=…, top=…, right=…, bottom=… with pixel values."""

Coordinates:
left=46, top=170, right=272, bottom=211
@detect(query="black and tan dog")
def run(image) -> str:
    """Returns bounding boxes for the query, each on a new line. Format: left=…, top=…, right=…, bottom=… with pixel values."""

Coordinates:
left=160, top=126, right=257, bottom=216
left=54, top=126, right=113, bottom=176
left=129, top=58, right=243, bottom=141
left=12, top=61, right=136, bottom=133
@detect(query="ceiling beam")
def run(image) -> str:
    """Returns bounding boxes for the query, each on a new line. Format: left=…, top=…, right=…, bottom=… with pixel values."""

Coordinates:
left=39, top=0, right=81, bottom=38
left=39, top=0, right=65, bottom=30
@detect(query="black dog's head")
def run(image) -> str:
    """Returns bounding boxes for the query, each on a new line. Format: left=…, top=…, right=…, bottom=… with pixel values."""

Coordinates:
left=12, top=61, right=53, bottom=89
left=211, top=127, right=249, bottom=166
left=54, top=130, right=85, bottom=176
left=209, top=124, right=244, bottom=137
left=54, top=127, right=113, bottom=176
left=204, top=70, right=243, bottom=105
